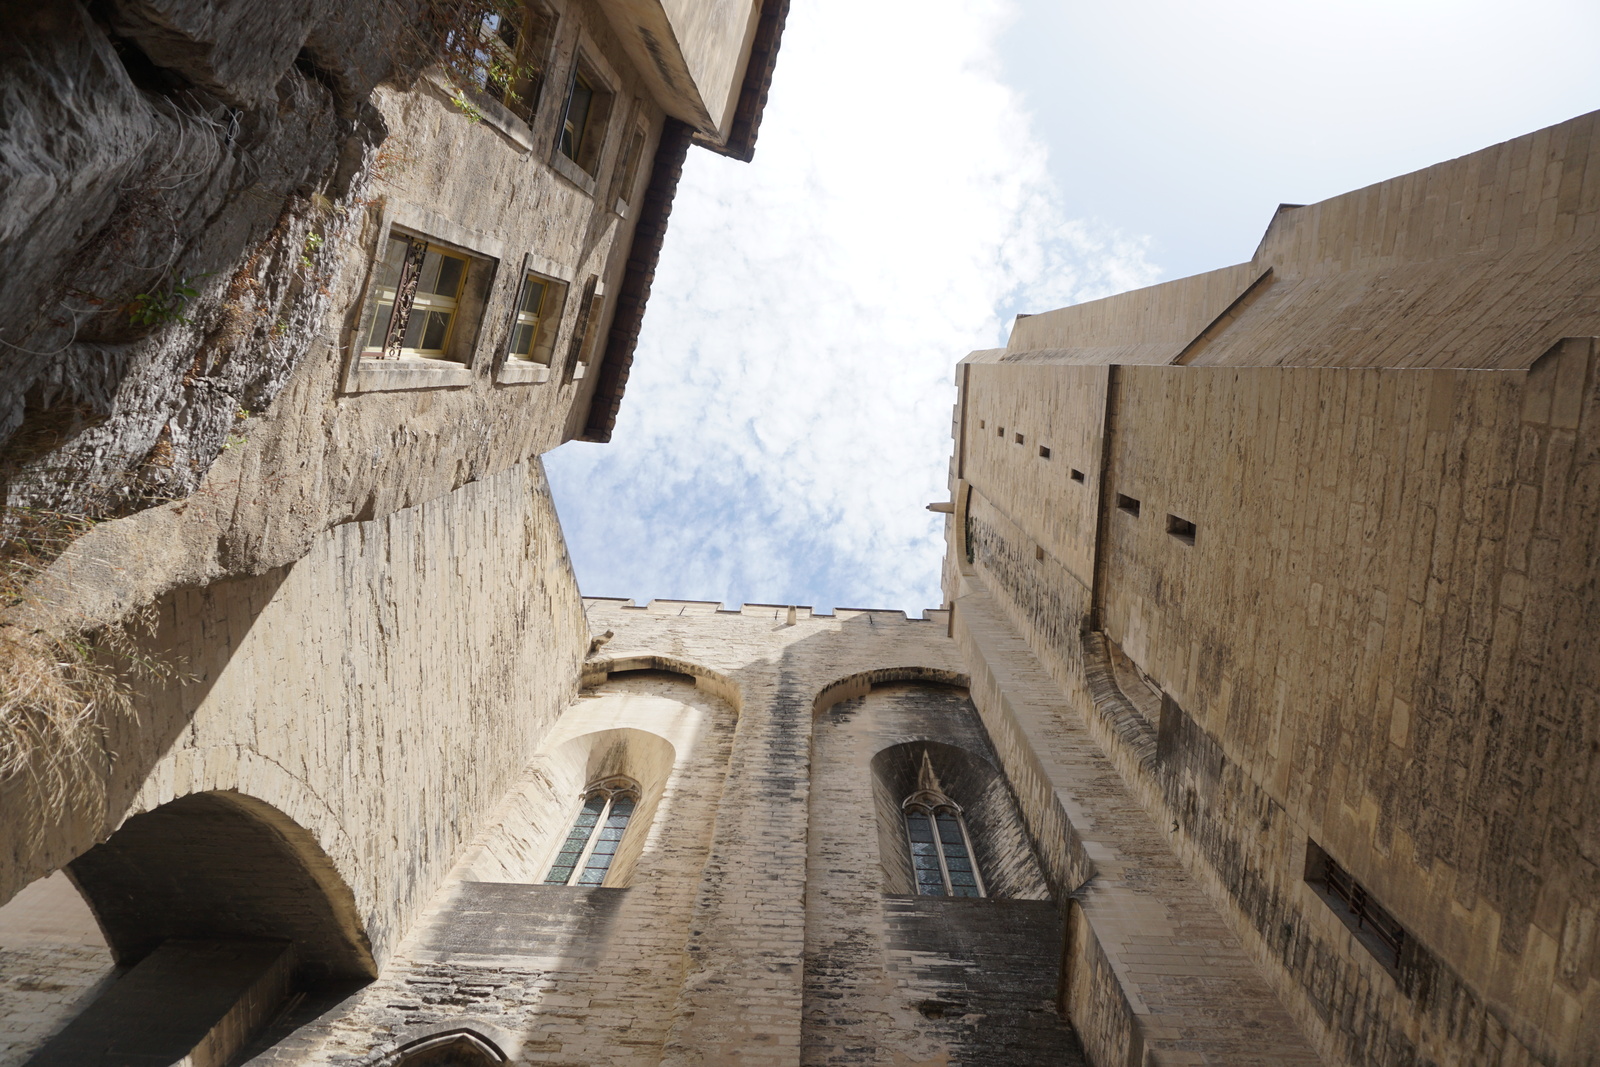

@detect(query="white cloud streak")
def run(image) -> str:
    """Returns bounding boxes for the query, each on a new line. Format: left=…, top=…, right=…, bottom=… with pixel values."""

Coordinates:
left=545, top=0, right=1159, bottom=612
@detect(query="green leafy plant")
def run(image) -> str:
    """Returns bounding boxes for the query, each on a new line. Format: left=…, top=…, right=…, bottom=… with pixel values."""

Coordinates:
left=128, top=275, right=205, bottom=328
left=450, top=89, right=484, bottom=123
left=300, top=231, right=325, bottom=272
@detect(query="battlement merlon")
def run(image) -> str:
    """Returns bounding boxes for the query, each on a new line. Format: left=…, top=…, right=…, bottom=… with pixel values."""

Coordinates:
left=581, top=597, right=949, bottom=622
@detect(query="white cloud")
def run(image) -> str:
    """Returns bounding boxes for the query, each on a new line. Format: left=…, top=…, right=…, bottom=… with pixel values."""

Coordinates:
left=545, top=0, right=1159, bottom=612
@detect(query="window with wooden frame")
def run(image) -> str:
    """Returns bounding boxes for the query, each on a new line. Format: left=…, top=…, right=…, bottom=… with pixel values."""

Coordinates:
left=544, top=777, right=639, bottom=887
left=505, top=267, right=566, bottom=365
left=360, top=232, right=475, bottom=361
left=903, top=791, right=984, bottom=898
left=459, top=0, right=556, bottom=123
left=557, top=59, right=612, bottom=175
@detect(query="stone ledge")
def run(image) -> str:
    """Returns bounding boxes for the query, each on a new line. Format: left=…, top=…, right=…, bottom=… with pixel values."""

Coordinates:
left=349, top=358, right=474, bottom=393
left=495, top=361, right=551, bottom=385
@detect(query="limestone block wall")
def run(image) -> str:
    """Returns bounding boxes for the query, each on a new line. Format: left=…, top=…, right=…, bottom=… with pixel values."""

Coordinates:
left=1097, top=351, right=1600, bottom=1066
left=1, top=459, right=587, bottom=973
left=272, top=670, right=740, bottom=1066
left=222, top=602, right=990, bottom=1066
left=951, top=339, right=1600, bottom=1065
left=802, top=681, right=1073, bottom=1065
left=578, top=602, right=964, bottom=1067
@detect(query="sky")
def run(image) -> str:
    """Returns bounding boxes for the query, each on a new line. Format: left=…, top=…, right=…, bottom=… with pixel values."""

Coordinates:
left=545, top=0, right=1600, bottom=614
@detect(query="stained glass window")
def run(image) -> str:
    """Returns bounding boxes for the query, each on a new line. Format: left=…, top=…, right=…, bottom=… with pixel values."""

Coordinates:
left=903, top=794, right=984, bottom=898
left=544, top=780, right=638, bottom=887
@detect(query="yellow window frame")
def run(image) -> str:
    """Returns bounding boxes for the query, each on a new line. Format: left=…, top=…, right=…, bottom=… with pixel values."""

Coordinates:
left=508, top=274, right=550, bottom=362
left=363, top=238, right=470, bottom=360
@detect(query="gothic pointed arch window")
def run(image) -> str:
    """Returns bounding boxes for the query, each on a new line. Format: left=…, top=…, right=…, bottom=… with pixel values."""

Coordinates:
left=903, top=790, right=984, bottom=898
left=544, top=776, right=639, bottom=886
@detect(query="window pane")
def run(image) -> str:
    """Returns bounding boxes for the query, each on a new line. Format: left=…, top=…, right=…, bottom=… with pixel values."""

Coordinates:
left=520, top=278, right=547, bottom=315
left=400, top=309, right=425, bottom=350
left=577, top=795, right=634, bottom=885
left=935, top=812, right=981, bottom=898
left=433, top=253, right=466, bottom=299
left=375, top=237, right=408, bottom=288
left=509, top=323, right=536, bottom=357
left=420, top=310, right=451, bottom=351
left=365, top=301, right=394, bottom=349
left=561, top=76, right=593, bottom=160
left=544, top=794, right=606, bottom=884
left=906, top=812, right=944, bottom=895
left=418, top=250, right=443, bottom=295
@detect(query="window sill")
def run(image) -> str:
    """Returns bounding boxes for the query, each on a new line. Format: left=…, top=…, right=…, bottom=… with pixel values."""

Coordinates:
left=351, top=357, right=474, bottom=392
left=423, top=72, right=535, bottom=153
left=465, top=89, right=536, bottom=152
left=570, top=362, right=587, bottom=381
left=550, top=151, right=597, bottom=196
left=496, top=360, right=551, bottom=385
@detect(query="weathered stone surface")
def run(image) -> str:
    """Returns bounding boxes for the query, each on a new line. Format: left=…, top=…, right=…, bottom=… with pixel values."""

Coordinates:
left=949, top=111, right=1600, bottom=1066
left=1, top=459, right=588, bottom=970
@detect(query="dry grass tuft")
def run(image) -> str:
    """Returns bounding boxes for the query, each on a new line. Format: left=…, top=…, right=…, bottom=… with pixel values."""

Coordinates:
left=0, top=508, right=179, bottom=855
left=0, top=626, right=121, bottom=839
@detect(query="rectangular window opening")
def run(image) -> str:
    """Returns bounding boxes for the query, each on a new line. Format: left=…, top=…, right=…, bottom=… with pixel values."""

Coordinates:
left=461, top=1, right=556, bottom=123
left=1038, top=445, right=1050, bottom=459
left=1014, top=432, right=1025, bottom=445
left=359, top=230, right=484, bottom=363
left=1305, top=841, right=1409, bottom=975
left=608, top=119, right=647, bottom=211
left=564, top=275, right=604, bottom=377
left=997, top=426, right=1004, bottom=437
left=506, top=267, right=568, bottom=365
left=1167, top=514, right=1197, bottom=545
left=1035, top=545, right=1045, bottom=561
left=1115, top=493, right=1141, bottom=517
left=1070, top=469, right=1085, bottom=483
left=978, top=419, right=985, bottom=429
left=558, top=60, right=613, bottom=175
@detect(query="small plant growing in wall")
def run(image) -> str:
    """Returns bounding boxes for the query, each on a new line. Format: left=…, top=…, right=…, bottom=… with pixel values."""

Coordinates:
left=450, top=89, right=484, bottom=123
left=127, top=275, right=206, bottom=328
left=299, top=231, right=325, bottom=272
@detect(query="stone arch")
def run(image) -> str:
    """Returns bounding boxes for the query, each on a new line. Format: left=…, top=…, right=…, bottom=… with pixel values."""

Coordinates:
left=67, top=789, right=376, bottom=983
left=811, top=666, right=971, bottom=718
left=461, top=726, right=677, bottom=887
left=871, top=739, right=1045, bottom=899
left=583, top=653, right=742, bottom=714
left=378, top=1027, right=509, bottom=1065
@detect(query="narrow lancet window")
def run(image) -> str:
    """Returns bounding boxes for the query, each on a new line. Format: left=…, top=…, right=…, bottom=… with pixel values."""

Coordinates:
left=545, top=778, right=638, bottom=886
left=904, top=791, right=984, bottom=898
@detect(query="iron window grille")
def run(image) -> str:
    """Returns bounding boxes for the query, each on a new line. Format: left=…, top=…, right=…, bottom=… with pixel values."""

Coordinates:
left=1306, top=840, right=1408, bottom=971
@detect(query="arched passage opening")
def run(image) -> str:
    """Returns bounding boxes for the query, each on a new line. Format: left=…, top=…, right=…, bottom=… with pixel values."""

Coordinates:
left=67, top=790, right=374, bottom=981
left=380, top=1028, right=508, bottom=1065
left=10, top=790, right=374, bottom=1067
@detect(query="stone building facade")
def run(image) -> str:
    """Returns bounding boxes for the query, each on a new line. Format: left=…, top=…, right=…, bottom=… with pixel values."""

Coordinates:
left=0, top=16, right=1597, bottom=1067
